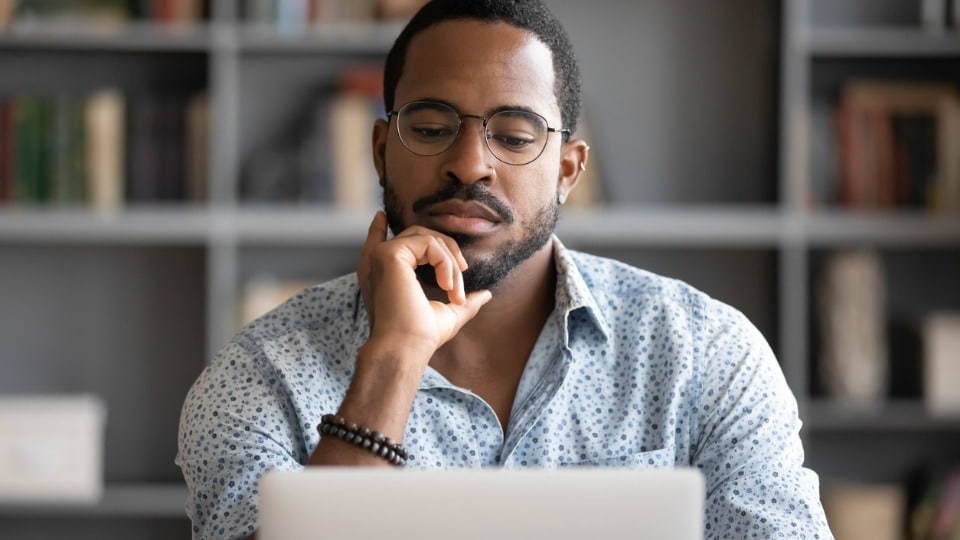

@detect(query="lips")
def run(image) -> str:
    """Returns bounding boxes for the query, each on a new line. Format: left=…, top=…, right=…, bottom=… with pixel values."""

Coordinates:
left=425, top=200, right=502, bottom=222
left=423, top=200, right=503, bottom=235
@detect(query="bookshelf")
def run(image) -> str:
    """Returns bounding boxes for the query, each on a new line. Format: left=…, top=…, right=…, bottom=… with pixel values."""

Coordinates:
left=784, top=0, right=960, bottom=536
left=1, top=0, right=959, bottom=537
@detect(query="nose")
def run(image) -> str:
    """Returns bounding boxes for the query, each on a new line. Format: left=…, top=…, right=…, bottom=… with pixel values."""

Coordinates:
left=440, top=117, right=497, bottom=185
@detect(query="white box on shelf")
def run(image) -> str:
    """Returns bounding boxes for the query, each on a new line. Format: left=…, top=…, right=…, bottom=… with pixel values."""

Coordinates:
left=0, top=394, right=107, bottom=504
left=923, top=313, right=960, bottom=416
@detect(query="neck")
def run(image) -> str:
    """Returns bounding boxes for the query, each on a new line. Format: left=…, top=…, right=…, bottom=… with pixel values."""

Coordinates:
left=427, top=241, right=556, bottom=431
left=431, top=240, right=557, bottom=369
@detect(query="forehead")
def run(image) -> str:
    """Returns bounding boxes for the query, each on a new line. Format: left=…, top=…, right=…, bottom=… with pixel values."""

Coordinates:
left=395, top=19, right=559, bottom=121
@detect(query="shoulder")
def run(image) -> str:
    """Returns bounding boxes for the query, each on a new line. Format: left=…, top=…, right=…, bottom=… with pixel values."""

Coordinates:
left=566, top=249, right=728, bottom=321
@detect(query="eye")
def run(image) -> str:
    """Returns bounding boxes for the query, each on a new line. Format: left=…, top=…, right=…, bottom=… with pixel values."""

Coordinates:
left=490, top=132, right=535, bottom=150
left=409, top=124, right=456, bottom=141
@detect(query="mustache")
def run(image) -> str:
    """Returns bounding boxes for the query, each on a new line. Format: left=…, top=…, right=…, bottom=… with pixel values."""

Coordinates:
left=411, top=181, right=514, bottom=224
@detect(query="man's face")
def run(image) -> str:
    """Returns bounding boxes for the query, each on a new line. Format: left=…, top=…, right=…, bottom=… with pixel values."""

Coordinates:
left=375, top=19, right=567, bottom=292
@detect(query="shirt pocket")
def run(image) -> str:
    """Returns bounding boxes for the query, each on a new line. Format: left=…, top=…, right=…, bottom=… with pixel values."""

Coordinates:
left=559, top=448, right=675, bottom=469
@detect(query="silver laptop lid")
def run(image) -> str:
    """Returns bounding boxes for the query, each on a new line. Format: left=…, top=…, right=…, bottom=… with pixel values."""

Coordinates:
left=259, top=467, right=704, bottom=540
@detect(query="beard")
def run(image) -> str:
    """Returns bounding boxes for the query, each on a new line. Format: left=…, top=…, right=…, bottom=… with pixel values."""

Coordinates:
left=382, top=175, right=559, bottom=293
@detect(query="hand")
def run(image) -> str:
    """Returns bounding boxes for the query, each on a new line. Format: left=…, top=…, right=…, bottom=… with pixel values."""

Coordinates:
left=357, top=211, right=493, bottom=363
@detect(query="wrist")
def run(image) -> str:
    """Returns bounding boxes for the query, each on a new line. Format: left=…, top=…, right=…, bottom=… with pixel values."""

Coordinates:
left=337, top=341, right=433, bottom=441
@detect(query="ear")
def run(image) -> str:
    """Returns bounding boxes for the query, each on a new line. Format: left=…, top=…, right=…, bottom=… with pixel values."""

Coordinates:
left=557, top=138, right=590, bottom=204
left=372, top=118, right=389, bottom=186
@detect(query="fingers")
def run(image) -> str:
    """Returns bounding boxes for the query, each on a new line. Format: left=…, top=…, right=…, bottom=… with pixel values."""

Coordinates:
left=387, top=226, right=469, bottom=305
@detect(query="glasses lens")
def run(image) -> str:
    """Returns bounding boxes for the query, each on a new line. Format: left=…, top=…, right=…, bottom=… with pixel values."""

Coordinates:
left=486, top=110, right=548, bottom=165
left=396, top=102, right=460, bottom=156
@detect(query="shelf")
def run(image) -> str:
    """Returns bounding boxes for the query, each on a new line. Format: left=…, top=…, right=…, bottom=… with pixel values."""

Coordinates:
left=804, top=27, right=960, bottom=57
left=235, top=21, right=404, bottom=53
left=232, top=204, right=787, bottom=247
left=557, top=205, right=784, bottom=247
left=3, top=205, right=957, bottom=247
left=0, top=483, right=187, bottom=518
left=0, top=21, right=211, bottom=52
left=799, top=210, right=960, bottom=246
left=0, top=206, right=212, bottom=244
left=804, top=400, right=960, bottom=432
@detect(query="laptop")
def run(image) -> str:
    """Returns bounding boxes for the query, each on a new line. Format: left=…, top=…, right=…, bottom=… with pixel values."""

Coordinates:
left=259, top=467, right=705, bottom=540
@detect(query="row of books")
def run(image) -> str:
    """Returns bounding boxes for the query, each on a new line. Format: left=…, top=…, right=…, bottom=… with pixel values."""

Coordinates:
left=0, top=89, right=209, bottom=208
left=240, top=61, right=605, bottom=210
left=240, top=65, right=382, bottom=209
left=0, top=0, right=206, bottom=27
left=810, top=81, right=960, bottom=212
left=241, top=0, right=427, bottom=29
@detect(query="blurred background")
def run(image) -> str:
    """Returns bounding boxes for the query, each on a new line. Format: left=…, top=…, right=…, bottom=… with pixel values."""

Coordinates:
left=1, top=0, right=959, bottom=538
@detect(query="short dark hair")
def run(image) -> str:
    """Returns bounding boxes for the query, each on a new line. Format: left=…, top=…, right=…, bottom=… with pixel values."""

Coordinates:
left=384, top=0, right=581, bottom=139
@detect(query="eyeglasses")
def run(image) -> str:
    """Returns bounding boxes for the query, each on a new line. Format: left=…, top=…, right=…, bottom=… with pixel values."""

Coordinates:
left=387, top=100, right=570, bottom=166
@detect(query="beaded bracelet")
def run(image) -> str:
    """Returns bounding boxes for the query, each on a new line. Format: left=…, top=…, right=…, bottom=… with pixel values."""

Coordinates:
left=317, top=414, right=409, bottom=466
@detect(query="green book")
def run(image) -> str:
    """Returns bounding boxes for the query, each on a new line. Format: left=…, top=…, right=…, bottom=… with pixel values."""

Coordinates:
left=12, top=95, right=48, bottom=203
left=48, top=95, right=87, bottom=204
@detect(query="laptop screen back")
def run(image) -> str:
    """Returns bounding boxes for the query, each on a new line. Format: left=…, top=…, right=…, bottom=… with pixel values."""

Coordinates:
left=259, top=467, right=704, bottom=540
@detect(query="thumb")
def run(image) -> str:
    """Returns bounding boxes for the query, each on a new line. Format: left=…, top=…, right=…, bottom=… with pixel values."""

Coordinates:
left=448, top=290, right=493, bottom=324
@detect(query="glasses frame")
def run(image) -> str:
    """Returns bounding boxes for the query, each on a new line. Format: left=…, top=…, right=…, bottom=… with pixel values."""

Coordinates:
left=386, top=100, right=571, bottom=166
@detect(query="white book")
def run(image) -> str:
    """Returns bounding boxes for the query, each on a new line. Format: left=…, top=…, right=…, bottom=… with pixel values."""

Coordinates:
left=923, top=312, right=960, bottom=416
left=330, top=92, right=378, bottom=211
left=84, top=88, right=125, bottom=212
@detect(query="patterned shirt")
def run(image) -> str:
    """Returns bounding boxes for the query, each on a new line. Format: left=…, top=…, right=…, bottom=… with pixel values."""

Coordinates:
left=176, top=237, right=832, bottom=539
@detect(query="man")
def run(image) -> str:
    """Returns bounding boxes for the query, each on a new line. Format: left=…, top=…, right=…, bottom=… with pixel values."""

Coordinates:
left=177, top=1, right=832, bottom=538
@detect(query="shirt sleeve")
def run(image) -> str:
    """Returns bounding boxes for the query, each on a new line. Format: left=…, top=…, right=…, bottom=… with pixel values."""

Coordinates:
left=176, top=339, right=307, bottom=540
left=692, top=306, right=833, bottom=539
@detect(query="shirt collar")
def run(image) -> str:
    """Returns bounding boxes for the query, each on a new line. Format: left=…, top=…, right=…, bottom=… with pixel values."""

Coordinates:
left=550, top=236, right=612, bottom=349
left=353, top=235, right=613, bottom=382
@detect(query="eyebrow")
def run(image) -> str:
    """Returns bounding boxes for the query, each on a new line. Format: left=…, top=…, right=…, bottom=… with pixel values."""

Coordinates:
left=411, top=97, right=543, bottom=118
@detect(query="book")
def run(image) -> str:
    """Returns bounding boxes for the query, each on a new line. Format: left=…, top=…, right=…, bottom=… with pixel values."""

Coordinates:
left=836, top=81, right=960, bottom=212
left=85, top=88, right=125, bottom=211
left=11, top=95, right=49, bottom=203
left=47, top=95, right=86, bottom=204
left=275, top=0, right=308, bottom=34
left=821, top=484, right=905, bottom=540
left=185, top=91, right=209, bottom=202
left=329, top=65, right=382, bottom=210
left=13, top=0, right=131, bottom=26
left=816, top=249, right=888, bottom=407
left=922, top=312, right=960, bottom=416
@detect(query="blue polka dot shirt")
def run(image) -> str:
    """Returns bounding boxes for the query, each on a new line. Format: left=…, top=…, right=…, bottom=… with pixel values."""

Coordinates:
left=177, top=238, right=832, bottom=539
